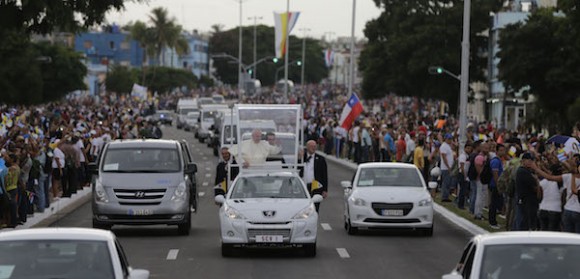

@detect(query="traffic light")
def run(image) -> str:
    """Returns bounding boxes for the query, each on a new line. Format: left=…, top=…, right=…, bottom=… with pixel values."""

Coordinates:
left=248, top=69, right=253, bottom=75
left=296, top=61, right=302, bottom=66
left=272, top=58, right=279, bottom=63
left=428, top=66, right=444, bottom=75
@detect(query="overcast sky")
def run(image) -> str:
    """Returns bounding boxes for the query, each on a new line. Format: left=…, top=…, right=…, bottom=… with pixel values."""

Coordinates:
left=106, top=0, right=383, bottom=39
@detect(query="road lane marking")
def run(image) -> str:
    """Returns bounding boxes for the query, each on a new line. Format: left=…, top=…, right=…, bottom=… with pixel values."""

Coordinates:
left=205, top=173, right=211, bottom=177
left=203, top=157, right=207, bottom=160
left=321, top=223, right=332, bottom=231
left=205, top=167, right=211, bottom=171
left=166, top=249, right=179, bottom=260
left=199, top=192, right=205, bottom=197
left=336, top=248, right=350, bottom=258
left=202, top=182, right=208, bottom=186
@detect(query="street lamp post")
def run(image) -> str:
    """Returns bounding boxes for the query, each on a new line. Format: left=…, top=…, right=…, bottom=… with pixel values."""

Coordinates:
left=347, top=0, right=357, bottom=96
left=458, top=0, right=471, bottom=155
left=248, top=16, right=263, bottom=79
left=299, top=28, right=310, bottom=91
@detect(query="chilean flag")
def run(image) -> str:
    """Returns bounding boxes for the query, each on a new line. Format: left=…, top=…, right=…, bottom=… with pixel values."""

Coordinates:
left=339, top=93, right=364, bottom=130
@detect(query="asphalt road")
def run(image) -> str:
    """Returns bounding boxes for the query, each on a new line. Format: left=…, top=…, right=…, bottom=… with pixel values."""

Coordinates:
left=49, top=125, right=472, bottom=279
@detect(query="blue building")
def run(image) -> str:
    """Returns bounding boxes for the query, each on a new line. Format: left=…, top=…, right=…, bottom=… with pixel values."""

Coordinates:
left=161, top=31, right=210, bottom=78
left=74, top=30, right=145, bottom=68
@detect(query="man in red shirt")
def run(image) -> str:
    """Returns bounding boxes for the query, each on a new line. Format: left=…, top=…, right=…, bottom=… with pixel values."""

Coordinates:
left=396, top=131, right=406, bottom=162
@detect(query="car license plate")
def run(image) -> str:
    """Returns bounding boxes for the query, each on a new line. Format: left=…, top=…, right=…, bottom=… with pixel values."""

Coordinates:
left=255, top=235, right=283, bottom=243
left=129, top=209, right=154, bottom=216
left=381, top=209, right=403, bottom=216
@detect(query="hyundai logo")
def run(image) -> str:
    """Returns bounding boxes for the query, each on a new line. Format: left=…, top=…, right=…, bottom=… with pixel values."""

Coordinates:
left=135, top=191, right=146, bottom=198
left=263, top=211, right=276, bottom=217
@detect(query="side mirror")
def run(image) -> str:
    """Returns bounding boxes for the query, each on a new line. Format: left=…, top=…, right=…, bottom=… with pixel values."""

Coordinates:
left=428, top=181, right=438, bottom=189
left=311, top=194, right=323, bottom=203
left=127, top=268, right=150, bottom=279
left=186, top=163, right=197, bottom=173
left=441, top=273, right=463, bottom=279
left=341, top=181, right=352, bottom=189
left=88, top=162, right=98, bottom=175
left=215, top=195, right=226, bottom=204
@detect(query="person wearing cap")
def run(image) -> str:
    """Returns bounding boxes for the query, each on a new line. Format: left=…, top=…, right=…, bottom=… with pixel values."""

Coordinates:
left=440, top=133, right=455, bottom=202
left=514, top=152, right=540, bottom=231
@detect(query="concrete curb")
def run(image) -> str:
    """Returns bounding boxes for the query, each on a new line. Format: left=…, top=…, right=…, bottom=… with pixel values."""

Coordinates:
left=14, top=187, right=93, bottom=229
left=316, top=151, right=489, bottom=236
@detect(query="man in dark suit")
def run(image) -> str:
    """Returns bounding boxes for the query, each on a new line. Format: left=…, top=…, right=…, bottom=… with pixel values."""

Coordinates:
left=214, top=147, right=239, bottom=197
left=299, top=140, right=328, bottom=212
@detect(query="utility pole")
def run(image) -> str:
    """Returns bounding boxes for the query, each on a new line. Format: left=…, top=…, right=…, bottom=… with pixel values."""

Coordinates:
left=458, top=0, right=471, bottom=155
left=283, top=0, right=290, bottom=103
left=248, top=16, right=263, bottom=79
left=348, top=0, right=356, bottom=96
left=238, top=0, right=244, bottom=95
left=299, top=28, right=310, bottom=91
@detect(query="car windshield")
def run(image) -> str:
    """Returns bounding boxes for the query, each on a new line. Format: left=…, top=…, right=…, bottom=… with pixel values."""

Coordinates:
left=479, top=244, right=580, bottom=279
left=231, top=176, right=307, bottom=199
left=186, top=112, right=199, bottom=119
left=180, top=108, right=196, bottom=115
left=357, top=167, right=423, bottom=187
left=202, top=111, right=218, bottom=122
left=102, top=147, right=181, bottom=172
left=212, top=96, right=224, bottom=103
left=0, top=240, right=115, bottom=279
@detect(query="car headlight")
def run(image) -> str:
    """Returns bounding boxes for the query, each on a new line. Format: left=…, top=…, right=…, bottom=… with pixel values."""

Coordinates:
left=171, top=182, right=187, bottom=202
left=293, top=204, right=316, bottom=219
left=350, top=197, right=367, bottom=206
left=224, top=206, right=246, bottom=220
left=418, top=198, right=433, bottom=207
left=95, top=180, right=109, bottom=203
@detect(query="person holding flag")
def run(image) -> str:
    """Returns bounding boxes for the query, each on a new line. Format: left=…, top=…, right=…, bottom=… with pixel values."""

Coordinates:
left=339, top=93, right=364, bottom=131
left=299, top=140, right=328, bottom=212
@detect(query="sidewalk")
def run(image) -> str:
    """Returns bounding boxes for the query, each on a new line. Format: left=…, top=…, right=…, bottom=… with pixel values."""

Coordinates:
left=317, top=151, right=489, bottom=236
left=4, top=187, right=92, bottom=230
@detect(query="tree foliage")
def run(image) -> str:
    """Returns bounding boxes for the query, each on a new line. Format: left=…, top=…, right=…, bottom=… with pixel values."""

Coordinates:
left=210, top=25, right=328, bottom=86
left=106, top=65, right=137, bottom=94
left=498, top=6, right=580, bottom=132
left=360, top=0, right=502, bottom=113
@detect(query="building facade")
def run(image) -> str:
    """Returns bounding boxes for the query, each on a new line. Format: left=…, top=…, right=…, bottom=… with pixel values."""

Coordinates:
left=160, top=31, right=210, bottom=78
left=74, top=31, right=145, bottom=68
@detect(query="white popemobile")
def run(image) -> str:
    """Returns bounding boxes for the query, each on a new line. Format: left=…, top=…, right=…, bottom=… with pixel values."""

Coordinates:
left=214, top=105, right=322, bottom=257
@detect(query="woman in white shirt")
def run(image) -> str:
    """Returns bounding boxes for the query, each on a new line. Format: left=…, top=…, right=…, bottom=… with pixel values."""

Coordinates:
left=538, top=165, right=564, bottom=231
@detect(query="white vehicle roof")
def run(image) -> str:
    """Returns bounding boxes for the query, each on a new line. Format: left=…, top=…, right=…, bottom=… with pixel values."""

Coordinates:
left=177, top=98, right=197, bottom=107
left=0, top=228, right=115, bottom=242
left=200, top=104, right=229, bottom=111
left=473, top=231, right=580, bottom=246
left=186, top=111, right=200, bottom=116
left=357, top=162, right=420, bottom=169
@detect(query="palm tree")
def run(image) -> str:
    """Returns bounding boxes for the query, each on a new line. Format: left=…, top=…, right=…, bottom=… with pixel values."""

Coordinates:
left=148, top=7, right=178, bottom=66
left=166, top=24, right=190, bottom=68
left=126, top=21, right=156, bottom=85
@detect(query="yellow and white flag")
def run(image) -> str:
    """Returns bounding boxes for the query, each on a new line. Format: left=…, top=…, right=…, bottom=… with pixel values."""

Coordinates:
left=310, top=180, right=323, bottom=193
left=274, top=11, right=300, bottom=58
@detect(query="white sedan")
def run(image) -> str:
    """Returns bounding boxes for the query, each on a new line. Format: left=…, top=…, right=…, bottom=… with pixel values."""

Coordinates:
left=0, top=228, right=149, bottom=279
left=443, top=231, right=580, bottom=279
left=342, top=162, right=434, bottom=236
left=215, top=171, right=323, bottom=257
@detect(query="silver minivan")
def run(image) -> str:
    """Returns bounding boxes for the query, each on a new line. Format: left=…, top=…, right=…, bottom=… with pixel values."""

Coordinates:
left=90, top=139, right=197, bottom=235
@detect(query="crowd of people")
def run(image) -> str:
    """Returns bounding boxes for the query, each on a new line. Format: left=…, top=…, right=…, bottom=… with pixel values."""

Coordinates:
left=0, top=94, right=178, bottom=228
left=1, top=83, right=579, bottom=233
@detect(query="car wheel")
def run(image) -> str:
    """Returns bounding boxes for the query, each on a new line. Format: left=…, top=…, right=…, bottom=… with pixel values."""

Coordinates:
left=213, top=147, right=219, bottom=157
left=221, top=243, right=234, bottom=257
left=92, top=220, right=112, bottom=231
left=346, top=219, right=358, bottom=235
left=194, top=132, right=199, bottom=139
left=304, top=243, right=316, bottom=257
left=199, top=137, right=204, bottom=143
left=177, top=212, right=191, bottom=236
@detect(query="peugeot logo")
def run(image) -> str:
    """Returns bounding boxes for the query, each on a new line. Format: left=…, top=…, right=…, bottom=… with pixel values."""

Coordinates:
left=135, top=191, right=146, bottom=198
left=263, top=211, right=276, bottom=218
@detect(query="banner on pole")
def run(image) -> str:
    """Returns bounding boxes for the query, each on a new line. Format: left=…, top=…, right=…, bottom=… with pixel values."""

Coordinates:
left=274, top=11, right=301, bottom=58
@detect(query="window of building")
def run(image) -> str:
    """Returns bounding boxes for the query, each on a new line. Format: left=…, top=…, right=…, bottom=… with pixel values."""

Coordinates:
left=83, top=40, right=93, bottom=49
left=120, top=41, right=130, bottom=50
left=109, top=41, right=115, bottom=50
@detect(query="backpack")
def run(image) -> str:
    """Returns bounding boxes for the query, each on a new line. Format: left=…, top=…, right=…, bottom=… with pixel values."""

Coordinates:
left=30, top=158, right=41, bottom=180
left=44, top=149, right=53, bottom=174
left=467, top=154, right=478, bottom=180
left=498, top=159, right=518, bottom=196
left=480, top=159, right=493, bottom=184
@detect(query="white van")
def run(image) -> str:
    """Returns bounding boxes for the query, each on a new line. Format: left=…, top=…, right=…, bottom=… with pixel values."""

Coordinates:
left=197, top=104, right=229, bottom=142
left=176, top=98, right=198, bottom=129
